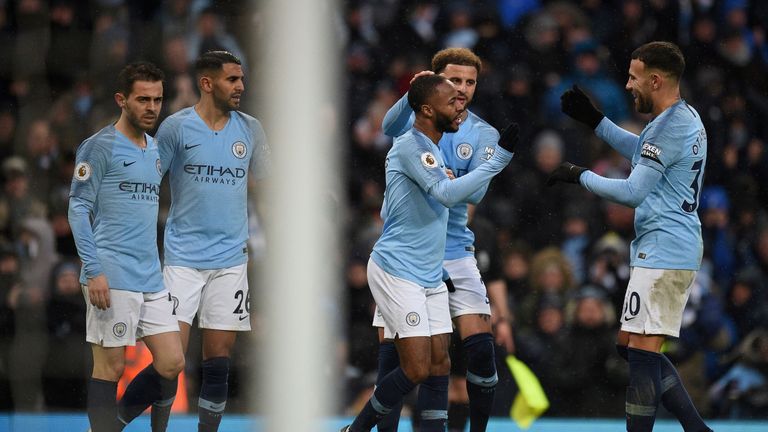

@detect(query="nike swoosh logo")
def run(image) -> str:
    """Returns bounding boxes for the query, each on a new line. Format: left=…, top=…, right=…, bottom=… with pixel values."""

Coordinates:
left=123, top=161, right=136, bottom=167
left=185, top=143, right=201, bottom=150
left=238, top=315, right=249, bottom=321
left=624, top=316, right=636, bottom=321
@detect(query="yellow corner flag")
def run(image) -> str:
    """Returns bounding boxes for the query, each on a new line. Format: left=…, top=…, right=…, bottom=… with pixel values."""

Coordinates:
left=506, top=355, right=550, bottom=429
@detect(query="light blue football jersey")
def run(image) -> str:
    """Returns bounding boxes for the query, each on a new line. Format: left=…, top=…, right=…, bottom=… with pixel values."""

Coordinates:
left=381, top=97, right=499, bottom=261
left=68, top=125, right=163, bottom=293
left=370, top=127, right=511, bottom=288
left=439, top=111, right=499, bottom=260
left=631, top=100, right=707, bottom=270
left=156, top=107, right=270, bottom=269
left=371, top=129, right=452, bottom=288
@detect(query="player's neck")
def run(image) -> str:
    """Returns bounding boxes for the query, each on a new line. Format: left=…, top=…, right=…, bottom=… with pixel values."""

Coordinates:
left=413, top=118, right=442, bottom=144
left=114, top=117, right=147, bottom=148
left=652, top=89, right=681, bottom=117
left=194, top=101, right=231, bottom=131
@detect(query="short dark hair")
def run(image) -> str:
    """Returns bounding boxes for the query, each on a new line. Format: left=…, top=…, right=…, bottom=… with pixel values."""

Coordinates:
left=631, top=41, right=685, bottom=81
left=431, top=47, right=482, bottom=74
left=116, top=62, right=164, bottom=96
left=408, top=75, right=450, bottom=112
left=195, top=50, right=242, bottom=76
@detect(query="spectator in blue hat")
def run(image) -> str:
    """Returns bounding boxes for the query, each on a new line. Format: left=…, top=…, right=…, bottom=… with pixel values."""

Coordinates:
left=700, top=185, right=737, bottom=290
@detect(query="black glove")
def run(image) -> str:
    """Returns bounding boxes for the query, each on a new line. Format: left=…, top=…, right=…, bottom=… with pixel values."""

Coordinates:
left=496, top=122, right=519, bottom=153
left=546, top=162, right=587, bottom=186
left=444, top=277, right=456, bottom=293
left=560, top=85, right=604, bottom=129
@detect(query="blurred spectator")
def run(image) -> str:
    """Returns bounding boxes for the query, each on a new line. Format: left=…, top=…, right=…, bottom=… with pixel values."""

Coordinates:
left=514, top=293, right=566, bottom=415
left=709, top=329, right=768, bottom=419
left=725, top=269, right=768, bottom=341
left=499, top=240, right=532, bottom=321
left=43, top=259, right=88, bottom=410
left=45, top=0, right=92, bottom=94
left=544, top=39, right=630, bottom=125
left=550, top=286, right=625, bottom=417
left=186, top=6, right=245, bottom=65
left=700, top=186, right=737, bottom=290
left=0, top=107, right=17, bottom=162
left=586, top=232, right=630, bottom=314
left=517, top=247, right=575, bottom=330
left=0, top=241, right=19, bottom=410
left=442, top=3, right=477, bottom=49
left=0, top=156, right=47, bottom=238
left=497, top=129, right=575, bottom=249
left=559, top=201, right=593, bottom=286
left=22, top=118, right=60, bottom=202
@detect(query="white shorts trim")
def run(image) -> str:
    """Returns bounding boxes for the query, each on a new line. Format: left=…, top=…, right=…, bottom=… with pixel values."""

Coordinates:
left=84, top=287, right=179, bottom=348
left=368, top=258, right=452, bottom=339
left=620, top=267, right=696, bottom=337
left=443, top=257, right=491, bottom=318
left=163, top=263, right=251, bottom=331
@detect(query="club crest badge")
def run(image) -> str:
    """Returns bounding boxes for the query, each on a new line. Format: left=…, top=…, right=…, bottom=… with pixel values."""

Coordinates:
left=156, top=159, right=162, bottom=176
left=232, top=141, right=247, bottom=159
left=113, top=322, right=127, bottom=338
left=457, top=143, right=473, bottom=160
left=406, top=312, right=420, bottom=326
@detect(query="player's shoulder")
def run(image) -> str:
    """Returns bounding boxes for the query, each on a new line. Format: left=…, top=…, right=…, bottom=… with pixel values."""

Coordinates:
left=392, top=128, right=431, bottom=159
left=232, top=110, right=265, bottom=132
left=648, top=101, right=700, bottom=140
left=77, top=125, right=116, bottom=155
left=160, top=106, right=196, bottom=129
left=464, top=111, right=499, bottom=138
left=465, top=111, right=493, bottom=129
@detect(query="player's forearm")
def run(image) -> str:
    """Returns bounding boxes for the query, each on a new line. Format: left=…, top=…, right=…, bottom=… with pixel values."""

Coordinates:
left=465, top=185, right=488, bottom=205
left=68, top=197, right=103, bottom=278
left=595, top=117, right=638, bottom=160
left=580, top=163, right=662, bottom=208
left=486, top=279, right=510, bottom=322
left=382, top=93, right=414, bottom=137
left=428, top=148, right=512, bottom=207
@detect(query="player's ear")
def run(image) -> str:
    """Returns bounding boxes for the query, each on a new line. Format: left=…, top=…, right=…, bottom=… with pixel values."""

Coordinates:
left=199, top=75, right=213, bottom=93
left=114, top=92, right=126, bottom=108
left=651, top=73, right=662, bottom=90
left=420, top=104, right=433, bottom=118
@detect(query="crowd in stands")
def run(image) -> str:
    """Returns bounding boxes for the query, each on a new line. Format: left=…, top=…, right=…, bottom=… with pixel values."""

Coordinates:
left=0, top=0, right=765, bottom=421
left=342, top=0, right=768, bottom=420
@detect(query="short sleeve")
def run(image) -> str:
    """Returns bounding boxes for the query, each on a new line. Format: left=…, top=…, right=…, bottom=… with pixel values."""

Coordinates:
left=155, top=116, right=181, bottom=176
left=70, top=138, right=111, bottom=203
left=248, top=117, right=271, bottom=180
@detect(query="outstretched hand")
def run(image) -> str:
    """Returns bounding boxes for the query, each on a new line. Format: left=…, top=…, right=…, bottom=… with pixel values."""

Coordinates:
left=497, top=123, right=520, bottom=153
left=560, top=85, right=604, bottom=129
left=546, top=162, right=587, bottom=186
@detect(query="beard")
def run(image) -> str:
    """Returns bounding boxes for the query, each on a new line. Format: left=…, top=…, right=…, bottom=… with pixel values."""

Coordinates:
left=635, top=93, right=653, bottom=114
left=436, top=114, right=458, bottom=133
left=126, top=108, right=157, bottom=132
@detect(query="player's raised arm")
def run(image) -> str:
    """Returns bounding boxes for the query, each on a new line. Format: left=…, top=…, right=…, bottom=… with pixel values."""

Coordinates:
left=427, top=124, right=517, bottom=207
left=382, top=71, right=435, bottom=137
left=547, top=161, right=663, bottom=208
left=561, top=85, right=638, bottom=160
